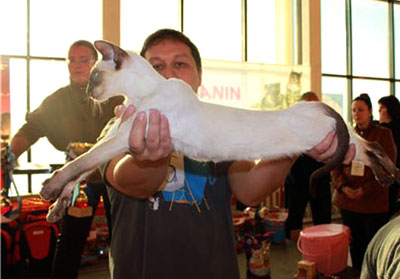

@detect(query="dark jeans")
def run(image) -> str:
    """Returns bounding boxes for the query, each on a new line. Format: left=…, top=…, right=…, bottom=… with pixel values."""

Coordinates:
left=50, top=182, right=111, bottom=279
left=340, top=209, right=389, bottom=272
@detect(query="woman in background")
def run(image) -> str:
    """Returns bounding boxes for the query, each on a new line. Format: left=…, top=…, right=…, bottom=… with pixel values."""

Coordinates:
left=331, top=94, right=397, bottom=273
left=378, top=95, right=400, bottom=216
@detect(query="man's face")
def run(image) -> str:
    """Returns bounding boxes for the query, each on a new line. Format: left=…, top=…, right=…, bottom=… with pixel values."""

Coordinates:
left=144, top=39, right=202, bottom=92
left=68, top=46, right=96, bottom=86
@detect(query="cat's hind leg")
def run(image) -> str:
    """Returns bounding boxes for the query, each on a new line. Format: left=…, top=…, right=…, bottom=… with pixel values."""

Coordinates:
left=361, top=139, right=400, bottom=186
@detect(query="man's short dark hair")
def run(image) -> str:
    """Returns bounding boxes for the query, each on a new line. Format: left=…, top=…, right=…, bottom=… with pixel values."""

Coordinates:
left=300, top=91, right=319, bottom=102
left=69, top=40, right=98, bottom=61
left=140, top=29, right=202, bottom=72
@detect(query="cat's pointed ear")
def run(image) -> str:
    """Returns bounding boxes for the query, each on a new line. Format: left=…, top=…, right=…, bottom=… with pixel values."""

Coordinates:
left=94, top=40, right=128, bottom=70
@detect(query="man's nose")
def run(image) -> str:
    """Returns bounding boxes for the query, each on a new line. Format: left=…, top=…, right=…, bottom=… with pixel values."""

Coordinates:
left=163, top=67, right=178, bottom=79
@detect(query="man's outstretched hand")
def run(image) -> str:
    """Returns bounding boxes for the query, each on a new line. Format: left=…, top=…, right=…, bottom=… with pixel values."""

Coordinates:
left=307, top=130, right=355, bottom=165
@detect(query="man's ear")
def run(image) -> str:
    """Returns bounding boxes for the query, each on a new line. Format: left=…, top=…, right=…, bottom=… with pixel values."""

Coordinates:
left=94, top=40, right=129, bottom=70
left=198, top=68, right=203, bottom=87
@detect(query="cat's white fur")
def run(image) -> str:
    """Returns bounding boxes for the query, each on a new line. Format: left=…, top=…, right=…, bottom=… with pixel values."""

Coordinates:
left=41, top=41, right=400, bottom=222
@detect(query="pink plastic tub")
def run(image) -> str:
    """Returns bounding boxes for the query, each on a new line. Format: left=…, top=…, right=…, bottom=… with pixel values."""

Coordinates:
left=297, top=224, right=350, bottom=275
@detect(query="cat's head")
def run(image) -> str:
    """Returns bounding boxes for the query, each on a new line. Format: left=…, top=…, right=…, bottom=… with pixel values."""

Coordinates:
left=86, top=40, right=164, bottom=103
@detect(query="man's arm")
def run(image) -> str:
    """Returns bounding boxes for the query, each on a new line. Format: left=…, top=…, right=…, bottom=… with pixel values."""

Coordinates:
left=229, top=158, right=296, bottom=206
left=105, top=154, right=170, bottom=198
left=10, top=134, right=31, bottom=158
left=229, top=131, right=356, bottom=206
left=9, top=99, right=49, bottom=159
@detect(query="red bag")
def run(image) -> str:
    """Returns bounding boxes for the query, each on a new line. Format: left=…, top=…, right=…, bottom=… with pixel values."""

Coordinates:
left=3, top=197, right=60, bottom=276
left=1, top=222, right=18, bottom=278
left=13, top=212, right=59, bottom=275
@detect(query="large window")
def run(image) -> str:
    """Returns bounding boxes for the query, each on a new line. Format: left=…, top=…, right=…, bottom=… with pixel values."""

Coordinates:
left=120, top=0, right=295, bottom=64
left=321, top=0, right=400, bottom=123
left=120, top=0, right=181, bottom=52
left=395, top=4, right=400, bottom=79
left=184, top=0, right=243, bottom=61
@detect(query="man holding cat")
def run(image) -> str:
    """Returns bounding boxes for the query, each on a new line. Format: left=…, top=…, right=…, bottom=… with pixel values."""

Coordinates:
left=102, top=29, right=355, bottom=279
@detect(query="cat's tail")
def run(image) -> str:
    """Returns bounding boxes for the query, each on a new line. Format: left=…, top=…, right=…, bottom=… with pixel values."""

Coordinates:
left=309, top=104, right=350, bottom=197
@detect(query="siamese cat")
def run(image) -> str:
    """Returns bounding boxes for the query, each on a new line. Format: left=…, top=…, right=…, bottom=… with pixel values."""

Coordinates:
left=41, top=40, right=400, bottom=222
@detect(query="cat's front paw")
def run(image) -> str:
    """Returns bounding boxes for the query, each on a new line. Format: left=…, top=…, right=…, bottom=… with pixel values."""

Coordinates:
left=40, top=170, right=65, bottom=201
left=46, top=198, right=68, bottom=223
left=45, top=179, right=76, bottom=222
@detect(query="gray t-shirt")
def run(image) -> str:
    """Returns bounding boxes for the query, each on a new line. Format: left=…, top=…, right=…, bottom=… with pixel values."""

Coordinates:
left=103, top=157, right=240, bottom=279
left=361, top=214, right=400, bottom=279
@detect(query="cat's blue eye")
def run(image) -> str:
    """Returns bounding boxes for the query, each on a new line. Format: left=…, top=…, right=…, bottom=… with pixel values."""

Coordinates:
left=89, top=70, right=102, bottom=85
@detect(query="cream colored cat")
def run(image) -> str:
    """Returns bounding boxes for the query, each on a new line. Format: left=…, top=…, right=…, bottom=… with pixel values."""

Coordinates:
left=41, top=40, right=400, bottom=222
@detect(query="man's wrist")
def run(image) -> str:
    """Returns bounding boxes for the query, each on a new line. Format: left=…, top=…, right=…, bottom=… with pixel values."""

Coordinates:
left=125, top=154, right=171, bottom=169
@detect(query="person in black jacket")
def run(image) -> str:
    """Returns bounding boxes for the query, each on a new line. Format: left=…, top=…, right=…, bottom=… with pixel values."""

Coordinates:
left=378, top=95, right=400, bottom=216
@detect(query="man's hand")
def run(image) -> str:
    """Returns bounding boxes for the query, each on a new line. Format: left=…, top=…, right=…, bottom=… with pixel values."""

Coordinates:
left=307, top=130, right=355, bottom=165
left=114, top=104, right=135, bottom=122
left=118, top=105, right=172, bottom=161
left=105, top=105, right=171, bottom=198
